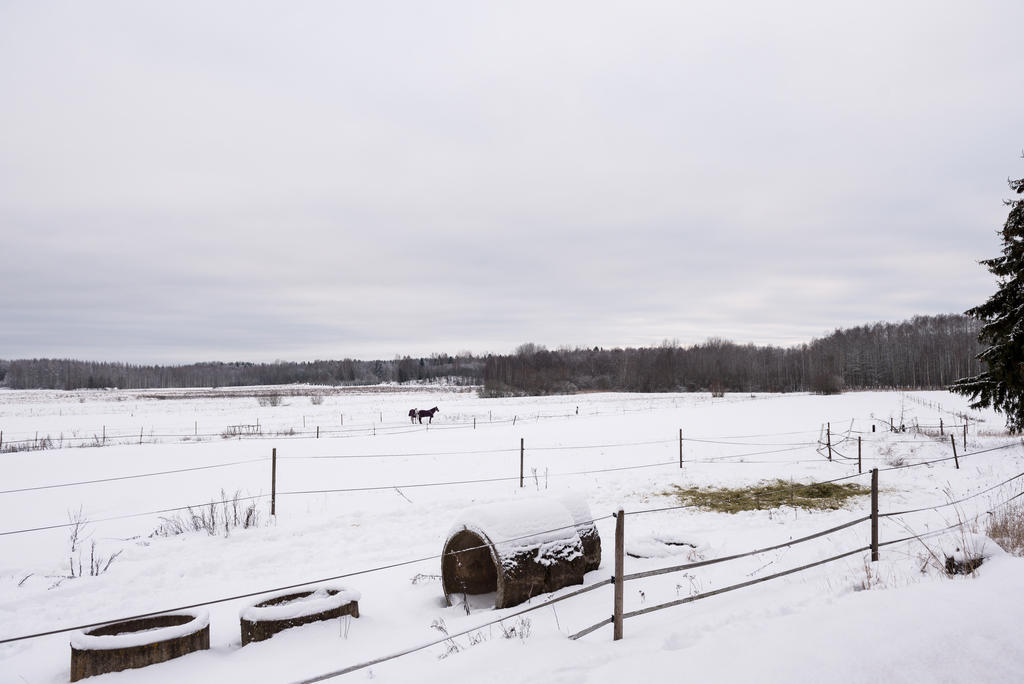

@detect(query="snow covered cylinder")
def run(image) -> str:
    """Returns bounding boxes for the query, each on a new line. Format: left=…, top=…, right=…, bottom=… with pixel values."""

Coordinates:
left=441, top=497, right=601, bottom=609
left=240, top=585, right=360, bottom=645
left=69, top=611, right=209, bottom=681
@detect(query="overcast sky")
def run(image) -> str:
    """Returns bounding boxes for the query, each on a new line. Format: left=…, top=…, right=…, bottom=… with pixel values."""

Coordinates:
left=1, top=1, right=1022, bottom=363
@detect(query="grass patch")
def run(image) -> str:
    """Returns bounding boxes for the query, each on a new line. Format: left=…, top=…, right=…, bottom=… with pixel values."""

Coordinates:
left=987, top=502, right=1024, bottom=556
left=664, top=479, right=872, bottom=513
left=151, top=489, right=261, bottom=537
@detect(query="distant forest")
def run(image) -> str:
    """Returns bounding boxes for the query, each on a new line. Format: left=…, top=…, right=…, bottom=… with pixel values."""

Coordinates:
left=0, top=354, right=483, bottom=391
left=0, top=313, right=982, bottom=395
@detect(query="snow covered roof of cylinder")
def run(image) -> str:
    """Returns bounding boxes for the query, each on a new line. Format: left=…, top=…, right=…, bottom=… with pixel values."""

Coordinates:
left=447, top=495, right=594, bottom=567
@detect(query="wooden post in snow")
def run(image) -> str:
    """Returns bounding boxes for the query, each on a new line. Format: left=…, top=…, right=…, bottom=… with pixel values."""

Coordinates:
left=951, top=434, right=959, bottom=470
left=520, top=438, right=524, bottom=488
left=826, top=423, right=832, bottom=461
left=871, top=468, right=879, bottom=562
left=858, top=436, right=862, bottom=474
left=271, top=448, right=277, bottom=517
left=613, top=509, right=625, bottom=641
left=679, top=429, right=683, bottom=468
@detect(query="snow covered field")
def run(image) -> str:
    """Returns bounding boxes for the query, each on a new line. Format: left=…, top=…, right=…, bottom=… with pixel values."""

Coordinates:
left=1, top=387, right=1023, bottom=683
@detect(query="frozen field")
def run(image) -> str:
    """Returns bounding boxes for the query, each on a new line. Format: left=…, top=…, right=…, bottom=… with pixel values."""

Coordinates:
left=1, top=387, right=1023, bottom=683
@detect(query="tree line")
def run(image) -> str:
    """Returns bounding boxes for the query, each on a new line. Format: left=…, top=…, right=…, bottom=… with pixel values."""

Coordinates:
left=481, top=314, right=982, bottom=395
left=0, top=354, right=484, bottom=391
left=0, top=313, right=981, bottom=394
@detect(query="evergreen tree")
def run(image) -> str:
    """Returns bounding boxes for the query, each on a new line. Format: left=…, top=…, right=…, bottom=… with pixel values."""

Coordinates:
left=951, top=169, right=1024, bottom=431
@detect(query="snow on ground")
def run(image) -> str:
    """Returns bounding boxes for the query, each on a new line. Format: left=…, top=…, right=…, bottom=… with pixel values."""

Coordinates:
left=0, top=388, right=1022, bottom=683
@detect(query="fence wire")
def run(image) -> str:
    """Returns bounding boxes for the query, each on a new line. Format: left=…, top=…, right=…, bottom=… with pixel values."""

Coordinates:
left=294, top=579, right=613, bottom=683
left=0, top=513, right=614, bottom=645
left=0, top=457, right=270, bottom=496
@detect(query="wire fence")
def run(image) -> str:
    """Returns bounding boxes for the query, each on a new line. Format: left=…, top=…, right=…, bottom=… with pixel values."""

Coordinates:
left=293, top=463, right=1024, bottom=679
left=1, top=404, right=938, bottom=453
left=0, top=397, right=761, bottom=452
left=4, top=457, right=1024, bottom=684
left=567, top=463, right=1024, bottom=642
left=0, top=513, right=613, bottom=646
left=3, top=415, right=996, bottom=496
left=0, top=456, right=678, bottom=537
left=2, top=421, right=1018, bottom=540
left=0, top=457, right=270, bottom=496
left=0, top=393, right=986, bottom=455
left=293, top=580, right=613, bottom=683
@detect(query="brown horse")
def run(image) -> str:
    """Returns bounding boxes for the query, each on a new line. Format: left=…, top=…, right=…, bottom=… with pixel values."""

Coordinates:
left=416, top=407, right=440, bottom=424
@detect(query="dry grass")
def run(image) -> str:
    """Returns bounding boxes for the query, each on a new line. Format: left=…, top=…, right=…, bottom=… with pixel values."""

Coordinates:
left=257, top=393, right=283, bottom=407
left=904, top=501, right=986, bottom=578
left=663, top=479, right=872, bottom=513
left=987, top=502, right=1024, bottom=556
left=0, top=435, right=54, bottom=453
left=151, top=489, right=261, bottom=537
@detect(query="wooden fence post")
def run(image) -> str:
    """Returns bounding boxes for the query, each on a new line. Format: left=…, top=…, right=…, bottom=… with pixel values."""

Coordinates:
left=139, top=427, right=143, bottom=445
left=194, top=421, right=197, bottom=436
left=473, top=417, right=476, bottom=430
left=102, top=425, right=105, bottom=445
left=940, top=418, right=944, bottom=436
left=871, top=468, right=879, bottom=562
left=963, top=422, right=967, bottom=451
left=951, top=434, right=959, bottom=470
left=826, top=423, right=832, bottom=461
left=316, top=426, right=320, bottom=439
left=679, top=429, right=683, bottom=468
left=613, top=509, right=624, bottom=641
left=858, top=436, right=862, bottom=474
left=271, top=448, right=277, bottom=517
left=520, top=438, right=524, bottom=488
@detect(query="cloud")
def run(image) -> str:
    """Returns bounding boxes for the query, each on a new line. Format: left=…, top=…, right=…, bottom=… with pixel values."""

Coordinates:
left=0, top=1, right=1020, bottom=363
